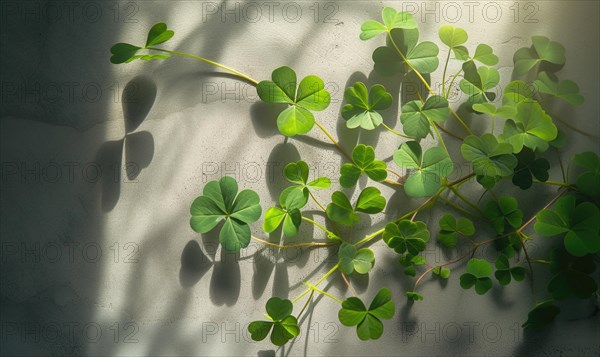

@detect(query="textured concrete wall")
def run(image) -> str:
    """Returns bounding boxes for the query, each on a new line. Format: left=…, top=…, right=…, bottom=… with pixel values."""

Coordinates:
left=1, top=1, right=599, bottom=356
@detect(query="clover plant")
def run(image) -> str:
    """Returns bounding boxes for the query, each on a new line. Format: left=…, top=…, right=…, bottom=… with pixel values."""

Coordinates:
left=111, top=6, right=599, bottom=345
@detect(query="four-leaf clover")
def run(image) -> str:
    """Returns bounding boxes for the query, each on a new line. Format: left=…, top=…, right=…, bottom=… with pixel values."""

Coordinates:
left=190, top=176, right=262, bottom=252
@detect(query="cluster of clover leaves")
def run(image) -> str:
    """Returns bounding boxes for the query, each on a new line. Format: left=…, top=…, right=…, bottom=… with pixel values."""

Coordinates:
left=111, top=7, right=599, bottom=345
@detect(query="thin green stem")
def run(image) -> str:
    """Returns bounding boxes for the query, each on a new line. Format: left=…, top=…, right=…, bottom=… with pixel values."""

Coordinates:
left=146, top=47, right=258, bottom=85
left=296, top=290, right=314, bottom=319
left=533, top=180, right=570, bottom=187
left=516, top=188, right=568, bottom=234
left=381, top=122, right=414, bottom=139
left=291, top=263, right=340, bottom=303
left=430, top=119, right=450, bottom=156
left=449, top=186, right=484, bottom=216
left=251, top=236, right=337, bottom=249
left=439, top=196, right=477, bottom=217
left=308, top=191, right=327, bottom=212
left=555, top=148, right=567, bottom=183
left=302, top=216, right=337, bottom=238
left=446, top=69, right=463, bottom=98
left=435, top=123, right=464, bottom=141
left=384, top=178, right=404, bottom=187
left=441, top=50, right=451, bottom=96
left=314, top=121, right=352, bottom=161
left=303, top=282, right=342, bottom=304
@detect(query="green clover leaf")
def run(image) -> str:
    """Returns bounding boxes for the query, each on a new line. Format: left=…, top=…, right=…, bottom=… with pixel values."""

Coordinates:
left=534, top=72, right=584, bottom=105
left=340, top=145, right=387, bottom=188
left=547, top=247, right=597, bottom=300
left=472, top=44, right=499, bottom=66
left=338, top=288, right=395, bottom=340
left=342, top=83, right=393, bottom=130
left=373, top=28, right=439, bottom=76
left=461, top=134, right=517, bottom=179
left=355, top=187, right=387, bottom=214
left=257, top=66, right=330, bottom=136
left=484, top=196, right=523, bottom=234
left=326, top=187, right=386, bottom=226
left=399, top=95, right=450, bottom=139
left=383, top=220, right=430, bottom=256
left=394, top=141, right=453, bottom=197
left=513, top=36, right=566, bottom=76
left=438, top=25, right=467, bottom=48
left=190, top=177, right=262, bottom=252
left=522, top=301, right=560, bottom=329
left=432, top=266, right=451, bottom=279
left=512, top=147, right=550, bottom=190
left=460, top=62, right=499, bottom=105
left=360, top=7, right=417, bottom=40
left=472, top=103, right=517, bottom=119
left=534, top=195, right=600, bottom=257
left=460, top=258, right=493, bottom=295
left=263, top=204, right=302, bottom=238
left=110, top=23, right=174, bottom=64
left=399, top=253, right=426, bottom=277
left=248, top=297, right=299, bottom=346
left=406, top=291, right=424, bottom=301
left=437, top=214, right=475, bottom=248
left=339, top=243, right=375, bottom=275
left=280, top=160, right=331, bottom=209
left=494, top=254, right=526, bottom=285
left=572, top=152, right=600, bottom=197
left=501, top=100, right=557, bottom=153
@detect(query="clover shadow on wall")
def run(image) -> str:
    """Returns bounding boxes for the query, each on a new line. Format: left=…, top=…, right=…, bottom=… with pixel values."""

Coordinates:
left=96, top=76, right=156, bottom=211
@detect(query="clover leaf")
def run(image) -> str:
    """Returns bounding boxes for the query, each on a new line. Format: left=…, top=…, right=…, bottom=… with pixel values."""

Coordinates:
left=190, top=176, right=262, bottom=252
left=399, top=95, right=450, bottom=139
left=399, top=253, right=426, bottom=277
left=461, top=134, right=517, bottom=179
left=494, top=255, right=526, bottom=285
left=360, top=7, right=417, bottom=40
left=534, top=195, right=600, bottom=257
left=394, top=141, right=453, bottom=197
left=432, top=266, right=451, bottom=279
left=512, top=147, right=550, bottom=190
left=110, top=23, right=174, bottom=64
left=383, top=220, right=430, bottom=256
left=572, top=152, right=600, bottom=197
left=513, top=36, right=565, bottom=76
left=340, top=145, right=387, bottom=188
left=280, top=160, right=331, bottom=209
left=338, top=288, right=395, bottom=340
left=460, top=62, right=499, bottom=105
left=263, top=187, right=303, bottom=237
left=342, top=83, right=392, bottom=130
left=534, top=72, right=584, bottom=105
left=438, top=25, right=467, bottom=49
left=503, top=80, right=536, bottom=107
left=547, top=247, right=597, bottom=300
left=339, top=243, right=375, bottom=275
left=373, top=28, right=439, bottom=76
left=437, top=214, right=475, bottom=248
left=406, top=291, right=424, bottom=301
left=460, top=258, right=493, bottom=295
left=248, top=297, right=299, bottom=346
left=257, top=66, right=330, bottom=136
left=484, top=196, right=523, bottom=234
left=326, top=187, right=385, bottom=226
left=472, top=44, right=499, bottom=66
left=522, top=301, right=560, bottom=329
left=501, top=100, right=557, bottom=153
left=472, top=103, right=517, bottom=119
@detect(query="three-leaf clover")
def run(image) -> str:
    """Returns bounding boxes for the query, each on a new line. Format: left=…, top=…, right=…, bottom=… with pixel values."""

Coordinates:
left=280, top=160, right=331, bottom=209
left=534, top=72, right=584, bottom=105
left=339, top=243, right=375, bottom=275
left=248, top=297, right=299, bottom=346
left=461, top=134, right=517, bottom=179
left=512, top=147, right=550, bottom=190
left=257, top=66, right=331, bottom=136
left=494, top=255, right=526, bottom=285
left=394, top=141, right=453, bottom=197
left=432, top=266, right=451, bottom=279
left=338, top=288, right=395, bottom=340
left=399, top=253, right=426, bottom=277
left=501, top=100, right=557, bottom=153
left=326, top=188, right=386, bottom=226
left=547, top=247, right=597, bottom=300
left=522, top=301, right=560, bottom=329
left=110, top=23, right=174, bottom=64
left=534, top=195, right=600, bottom=257
left=383, top=220, right=430, bottom=255
left=373, top=28, right=439, bottom=76
left=340, top=145, right=387, bottom=188
left=399, top=95, right=450, bottom=139
left=460, top=258, right=493, bottom=295
left=263, top=189, right=304, bottom=237
left=437, top=214, right=475, bottom=248
left=484, top=196, right=523, bottom=234
left=572, top=152, right=600, bottom=197
left=438, top=25, right=468, bottom=58
left=460, top=62, right=499, bottom=105
left=360, top=7, right=417, bottom=40
left=513, top=36, right=565, bottom=76
left=190, top=176, right=262, bottom=252
left=342, top=83, right=393, bottom=130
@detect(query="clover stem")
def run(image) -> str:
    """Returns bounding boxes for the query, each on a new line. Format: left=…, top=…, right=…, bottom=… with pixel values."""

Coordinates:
left=430, top=119, right=450, bottom=156
left=291, top=263, right=340, bottom=303
left=438, top=196, right=477, bottom=217
left=441, top=50, right=452, bottom=96
left=387, top=32, right=473, bottom=135
left=446, top=68, right=463, bottom=98
left=387, top=169, right=403, bottom=179
left=413, top=245, right=478, bottom=291
left=303, top=282, right=343, bottom=304
left=555, top=148, right=567, bottom=183
left=251, top=236, right=337, bottom=249
left=302, top=216, right=337, bottom=238
left=313, top=120, right=352, bottom=161
left=447, top=173, right=475, bottom=187
left=435, top=123, right=464, bottom=141
left=308, top=191, right=327, bottom=212
left=381, top=122, right=413, bottom=139
left=296, top=289, right=314, bottom=320
left=449, top=186, right=484, bottom=216
left=384, top=178, right=403, bottom=187
left=533, top=179, right=570, bottom=187
left=516, top=232, right=535, bottom=296
left=340, top=271, right=358, bottom=296
left=531, top=259, right=551, bottom=265
left=352, top=228, right=385, bottom=247
left=553, top=115, right=600, bottom=141
left=146, top=47, right=259, bottom=85
left=516, top=188, right=568, bottom=234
